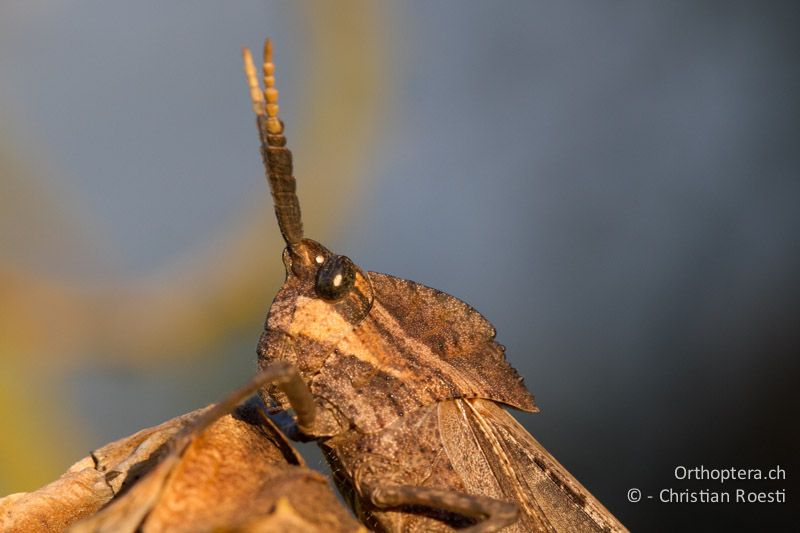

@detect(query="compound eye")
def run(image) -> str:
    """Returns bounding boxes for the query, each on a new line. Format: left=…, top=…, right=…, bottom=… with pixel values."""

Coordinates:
left=315, top=255, right=356, bottom=301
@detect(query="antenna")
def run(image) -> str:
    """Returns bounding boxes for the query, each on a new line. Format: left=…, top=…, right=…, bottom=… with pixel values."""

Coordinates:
left=243, top=39, right=304, bottom=246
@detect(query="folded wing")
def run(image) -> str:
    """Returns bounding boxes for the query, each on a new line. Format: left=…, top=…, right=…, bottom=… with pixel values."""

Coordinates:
left=439, top=399, right=627, bottom=533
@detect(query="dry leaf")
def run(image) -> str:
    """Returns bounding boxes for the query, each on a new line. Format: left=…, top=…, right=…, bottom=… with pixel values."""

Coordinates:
left=0, top=408, right=206, bottom=531
left=0, top=456, right=112, bottom=531
left=2, top=400, right=362, bottom=533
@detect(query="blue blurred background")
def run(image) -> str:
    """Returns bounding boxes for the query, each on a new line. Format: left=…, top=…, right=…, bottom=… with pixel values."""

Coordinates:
left=1, top=1, right=797, bottom=530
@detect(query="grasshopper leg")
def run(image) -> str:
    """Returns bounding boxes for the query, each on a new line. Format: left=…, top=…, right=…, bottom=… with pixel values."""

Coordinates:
left=363, top=482, right=518, bottom=532
left=175, top=360, right=316, bottom=449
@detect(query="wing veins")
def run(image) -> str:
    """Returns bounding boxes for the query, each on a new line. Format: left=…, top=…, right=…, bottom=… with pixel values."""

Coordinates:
left=468, top=400, right=628, bottom=532
left=461, top=400, right=557, bottom=532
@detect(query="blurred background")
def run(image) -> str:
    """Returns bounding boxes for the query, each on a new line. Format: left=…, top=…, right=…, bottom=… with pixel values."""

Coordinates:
left=1, top=1, right=798, bottom=530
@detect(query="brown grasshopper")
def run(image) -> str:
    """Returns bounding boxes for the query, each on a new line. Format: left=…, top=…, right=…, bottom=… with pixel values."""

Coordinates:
left=242, top=40, right=627, bottom=532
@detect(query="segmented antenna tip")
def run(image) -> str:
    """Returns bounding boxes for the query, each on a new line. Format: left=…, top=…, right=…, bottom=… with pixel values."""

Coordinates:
left=242, top=47, right=266, bottom=116
left=261, top=38, right=282, bottom=135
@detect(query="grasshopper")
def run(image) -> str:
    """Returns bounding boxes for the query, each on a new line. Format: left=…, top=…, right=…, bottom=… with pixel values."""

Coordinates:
left=242, top=40, right=627, bottom=532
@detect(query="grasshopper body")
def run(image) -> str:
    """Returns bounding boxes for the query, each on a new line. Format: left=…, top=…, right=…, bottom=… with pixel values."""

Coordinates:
left=244, top=40, right=626, bottom=533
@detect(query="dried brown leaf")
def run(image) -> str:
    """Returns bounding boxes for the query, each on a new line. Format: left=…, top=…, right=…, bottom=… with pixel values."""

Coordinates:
left=0, top=456, right=112, bottom=531
left=0, top=409, right=207, bottom=532
left=2, top=400, right=362, bottom=533
left=133, top=402, right=362, bottom=532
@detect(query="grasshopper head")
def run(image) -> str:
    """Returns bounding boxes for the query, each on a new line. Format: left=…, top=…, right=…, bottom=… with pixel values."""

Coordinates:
left=280, top=239, right=359, bottom=302
left=256, top=238, right=374, bottom=413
